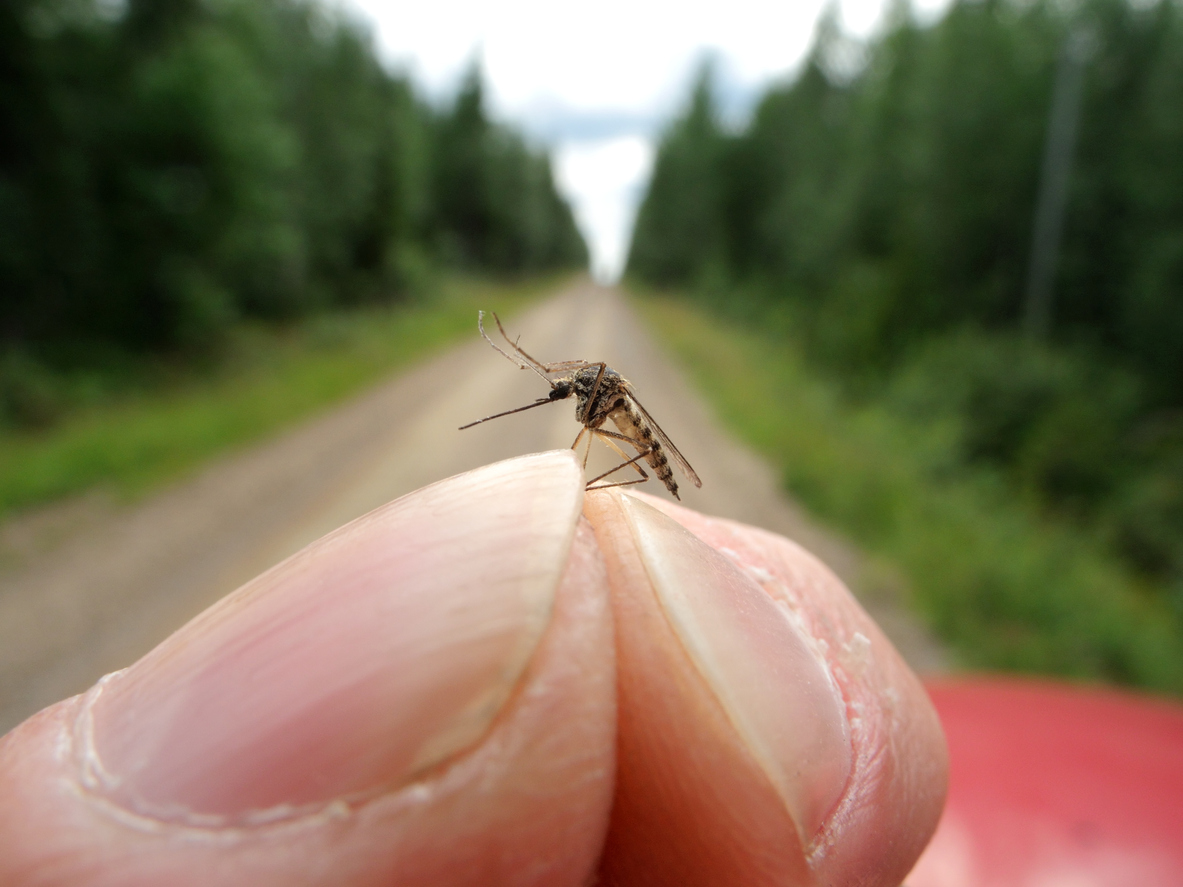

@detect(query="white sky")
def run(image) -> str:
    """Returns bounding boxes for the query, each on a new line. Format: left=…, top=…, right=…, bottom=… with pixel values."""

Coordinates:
left=341, top=0, right=952, bottom=281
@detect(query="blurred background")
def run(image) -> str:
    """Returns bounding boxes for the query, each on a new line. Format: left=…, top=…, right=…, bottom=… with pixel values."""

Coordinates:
left=3, top=0, right=1183, bottom=879
left=7, top=0, right=1181, bottom=693
left=625, top=0, right=1183, bottom=693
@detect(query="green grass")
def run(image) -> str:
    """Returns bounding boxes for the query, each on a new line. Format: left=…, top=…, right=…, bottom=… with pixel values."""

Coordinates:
left=0, top=276, right=559, bottom=519
left=637, top=294, right=1183, bottom=694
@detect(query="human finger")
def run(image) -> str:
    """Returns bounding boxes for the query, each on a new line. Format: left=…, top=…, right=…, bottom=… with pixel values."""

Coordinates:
left=0, top=451, right=616, bottom=887
left=584, top=490, right=947, bottom=887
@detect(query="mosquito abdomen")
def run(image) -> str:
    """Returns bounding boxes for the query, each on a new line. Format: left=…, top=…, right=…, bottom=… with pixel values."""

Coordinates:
left=612, top=402, right=680, bottom=499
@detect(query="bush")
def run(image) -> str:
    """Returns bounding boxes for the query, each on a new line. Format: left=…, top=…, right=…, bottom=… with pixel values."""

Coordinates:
left=0, top=0, right=585, bottom=361
left=889, top=330, right=1141, bottom=510
left=0, top=351, right=63, bottom=429
left=639, top=294, right=1183, bottom=693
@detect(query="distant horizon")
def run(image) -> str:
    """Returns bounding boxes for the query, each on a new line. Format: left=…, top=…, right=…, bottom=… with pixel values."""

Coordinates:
left=341, top=0, right=953, bottom=280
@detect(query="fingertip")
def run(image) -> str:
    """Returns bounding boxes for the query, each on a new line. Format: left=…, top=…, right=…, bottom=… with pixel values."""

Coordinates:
left=585, top=490, right=947, bottom=887
left=0, top=457, right=615, bottom=887
left=629, top=494, right=948, bottom=883
left=585, top=490, right=812, bottom=885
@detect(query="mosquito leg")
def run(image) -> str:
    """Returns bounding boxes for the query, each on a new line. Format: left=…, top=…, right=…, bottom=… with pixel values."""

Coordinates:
left=586, top=446, right=652, bottom=487
left=480, top=312, right=554, bottom=387
left=537, top=360, right=594, bottom=372
left=490, top=314, right=591, bottom=377
left=587, top=477, right=650, bottom=491
left=570, top=426, right=595, bottom=468
left=595, top=428, right=646, bottom=446
left=579, top=363, right=608, bottom=424
left=595, top=427, right=651, bottom=447
left=592, top=430, right=648, bottom=478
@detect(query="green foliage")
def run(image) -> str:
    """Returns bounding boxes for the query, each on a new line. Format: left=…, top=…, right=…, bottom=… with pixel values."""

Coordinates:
left=888, top=331, right=1142, bottom=509
left=0, top=0, right=584, bottom=517
left=431, top=66, right=586, bottom=272
left=0, top=276, right=555, bottom=518
left=640, top=294, right=1183, bottom=692
left=628, top=0, right=1183, bottom=646
left=0, top=351, right=65, bottom=429
left=1, top=0, right=585, bottom=355
left=629, top=64, right=729, bottom=286
left=630, top=0, right=1183, bottom=378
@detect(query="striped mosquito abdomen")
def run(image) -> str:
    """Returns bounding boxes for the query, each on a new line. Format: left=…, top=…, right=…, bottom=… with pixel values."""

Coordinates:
left=610, top=400, right=680, bottom=499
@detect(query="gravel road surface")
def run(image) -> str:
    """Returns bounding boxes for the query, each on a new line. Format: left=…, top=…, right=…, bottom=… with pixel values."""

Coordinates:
left=0, top=280, right=947, bottom=734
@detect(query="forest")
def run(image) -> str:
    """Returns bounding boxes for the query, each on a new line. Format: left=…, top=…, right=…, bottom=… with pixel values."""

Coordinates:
left=1, top=0, right=585, bottom=424
left=629, top=0, right=1183, bottom=672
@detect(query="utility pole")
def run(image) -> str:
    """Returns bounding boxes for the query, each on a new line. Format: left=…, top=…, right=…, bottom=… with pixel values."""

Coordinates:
left=1023, top=25, right=1093, bottom=340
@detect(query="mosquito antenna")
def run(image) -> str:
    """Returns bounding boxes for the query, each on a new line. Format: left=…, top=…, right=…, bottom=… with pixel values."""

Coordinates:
left=478, top=312, right=555, bottom=388
left=458, top=396, right=558, bottom=430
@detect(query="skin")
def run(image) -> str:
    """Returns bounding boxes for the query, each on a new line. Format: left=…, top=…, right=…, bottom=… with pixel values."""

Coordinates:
left=0, top=451, right=947, bottom=886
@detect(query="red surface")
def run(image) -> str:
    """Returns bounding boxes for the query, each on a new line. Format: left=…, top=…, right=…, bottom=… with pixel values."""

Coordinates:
left=907, top=677, right=1183, bottom=887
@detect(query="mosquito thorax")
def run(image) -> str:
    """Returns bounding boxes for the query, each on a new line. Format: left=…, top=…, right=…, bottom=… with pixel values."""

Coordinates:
left=571, top=365, right=622, bottom=417
left=573, top=365, right=620, bottom=393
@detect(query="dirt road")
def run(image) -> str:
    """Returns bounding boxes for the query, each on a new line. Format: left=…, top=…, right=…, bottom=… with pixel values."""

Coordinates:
left=0, top=281, right=947, bottom=734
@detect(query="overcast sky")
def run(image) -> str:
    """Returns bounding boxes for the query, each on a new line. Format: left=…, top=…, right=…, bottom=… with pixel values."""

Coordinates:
left=341, top=0, right=952, bottom=280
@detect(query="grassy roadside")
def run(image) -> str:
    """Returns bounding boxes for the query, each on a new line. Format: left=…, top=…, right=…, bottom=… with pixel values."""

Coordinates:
left=0, top=276, right=560, bottom=520
left=636, top=294, right=1183, bottom=694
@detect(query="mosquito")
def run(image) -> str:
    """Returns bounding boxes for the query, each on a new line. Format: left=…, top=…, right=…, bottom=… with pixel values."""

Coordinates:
left=459, top=311, right=702, bottom=500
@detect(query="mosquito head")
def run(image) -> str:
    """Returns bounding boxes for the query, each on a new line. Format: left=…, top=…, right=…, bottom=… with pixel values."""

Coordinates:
left=549, top=378, right=574, bottom=401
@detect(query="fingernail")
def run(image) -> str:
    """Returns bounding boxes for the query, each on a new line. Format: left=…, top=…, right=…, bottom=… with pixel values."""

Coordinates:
left=621, top=495, right=851, bottom=842
left=81, top=451, right=584, bottom=823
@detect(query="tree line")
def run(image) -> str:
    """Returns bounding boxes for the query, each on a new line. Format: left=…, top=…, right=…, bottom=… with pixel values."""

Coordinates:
left=628, top=0, right=1183, bottom=613
left=1, top=0, right=585, bottom=361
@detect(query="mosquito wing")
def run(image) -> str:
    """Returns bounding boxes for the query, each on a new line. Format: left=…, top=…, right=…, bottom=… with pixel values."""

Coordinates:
left=621, top=384, right=702, bottom=488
